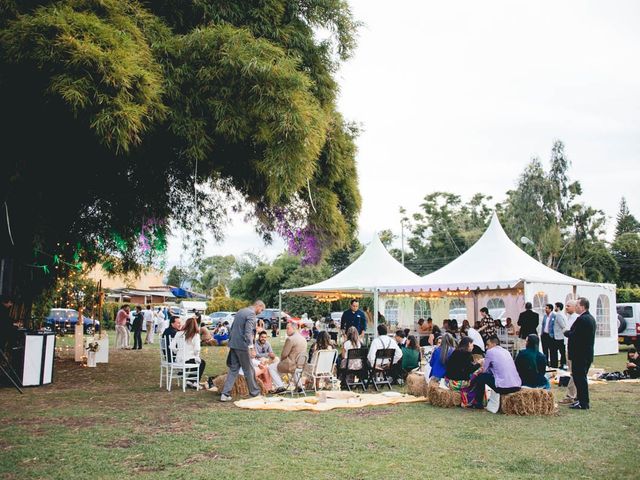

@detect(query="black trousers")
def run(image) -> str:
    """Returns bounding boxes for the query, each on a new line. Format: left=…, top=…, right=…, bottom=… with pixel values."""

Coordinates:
left=472, top=372, right=520, bottom=407
left=571, top=359, right=590, bottom=408
left=541, top=333, right=553, bottom=365
left=186, top=358, right=206, bottom=380
left=133, top=329, right=142, bottom=349
left=550, top=338, right=566, bottom=368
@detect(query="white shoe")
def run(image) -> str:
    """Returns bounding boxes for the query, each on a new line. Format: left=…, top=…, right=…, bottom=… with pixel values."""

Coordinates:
left=220, top=394, right=233, bottom=402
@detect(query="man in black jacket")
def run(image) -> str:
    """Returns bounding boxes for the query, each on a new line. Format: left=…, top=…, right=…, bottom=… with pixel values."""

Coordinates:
left=564, top=297, right=596, bottom=410
left=517, top=302, right=539, bottom=346
left=162, top=316, right=181, bottom=361
left=132, top=306, right=144, bottom=350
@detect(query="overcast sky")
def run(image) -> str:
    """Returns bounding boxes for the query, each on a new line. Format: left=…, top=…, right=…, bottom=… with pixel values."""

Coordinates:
left=166, top=0, right=640, bottom=267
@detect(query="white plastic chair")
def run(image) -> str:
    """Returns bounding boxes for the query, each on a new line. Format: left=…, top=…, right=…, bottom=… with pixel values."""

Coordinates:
left=309, top=349, right=337, bottom=392
left=159, top=337, right=170, bottom=388
left=167, top=336, right=200, bottom=392
left=287, top=352, right=307, bottom=397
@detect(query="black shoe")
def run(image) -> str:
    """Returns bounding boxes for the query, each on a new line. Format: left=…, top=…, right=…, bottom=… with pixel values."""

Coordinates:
left=569, top=403, right=589, bottom=410
left=274, top=387, right=287, bottom=394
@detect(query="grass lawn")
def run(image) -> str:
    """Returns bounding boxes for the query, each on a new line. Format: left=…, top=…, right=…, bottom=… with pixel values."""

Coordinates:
left=0, top=333, right=638, bottom=479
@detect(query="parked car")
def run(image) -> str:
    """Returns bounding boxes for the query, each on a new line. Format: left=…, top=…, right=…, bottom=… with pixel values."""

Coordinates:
left=45, top=308, right=100, bottom=335
left=210, top=311, right=235, bottom=328
left=257, top=309, right=291, bottom=329
left=617, top=303, right=640, bottom=348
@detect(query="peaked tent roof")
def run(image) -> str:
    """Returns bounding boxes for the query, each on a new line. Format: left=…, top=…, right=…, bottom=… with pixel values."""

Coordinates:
left=281, top=234, right=423, bottom=296
left=381, top=213, right=593, bottom=293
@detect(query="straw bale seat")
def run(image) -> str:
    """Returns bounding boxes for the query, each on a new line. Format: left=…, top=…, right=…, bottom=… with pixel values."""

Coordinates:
left=406, top=373, right=430, bottom=399
left=427, top=381, right=461, bottom=408
left=212, top=374, right=268, bottom=398
left=500, top=388, right=556, bottom=416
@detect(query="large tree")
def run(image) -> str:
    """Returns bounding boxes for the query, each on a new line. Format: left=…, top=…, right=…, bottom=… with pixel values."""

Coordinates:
left=0, top=0, right=361, bottom=308
left=615, top=197, right=640, bottom=237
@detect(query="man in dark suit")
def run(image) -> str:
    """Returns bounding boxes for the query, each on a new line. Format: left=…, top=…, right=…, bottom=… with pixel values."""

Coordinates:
left=517, top=302, right=539, bottom=347
left=132, top=306, right=144, bottom=350
left=220, top=300, right=265, bottom=402
left=564, top=297, right=596, bottom=410
left=161, top=316, right=181, bottom=361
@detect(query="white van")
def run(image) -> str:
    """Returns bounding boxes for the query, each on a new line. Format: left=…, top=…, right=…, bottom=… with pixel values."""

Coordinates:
left=617, top=303, right=640, bottom=348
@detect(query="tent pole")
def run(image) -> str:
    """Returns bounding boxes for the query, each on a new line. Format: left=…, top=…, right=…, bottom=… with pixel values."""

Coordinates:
left=278, top=291, right=282, bottom=336
left=473, top=290, right=478, bottom=326
left=373, top=289, right=379, bottom=338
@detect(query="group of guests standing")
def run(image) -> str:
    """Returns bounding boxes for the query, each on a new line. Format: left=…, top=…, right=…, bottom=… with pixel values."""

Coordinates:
left=115, top=304, right=166, bottom=350
left=426, top=296, right=596, bottom=410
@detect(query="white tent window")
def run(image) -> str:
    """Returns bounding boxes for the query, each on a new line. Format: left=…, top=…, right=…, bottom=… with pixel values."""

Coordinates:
left=487, top=298, right=506, bottom=320
left=414, top=300, right=431, bottom=322
left=449, top=299, right=467, bottom=322
left=385, top=300, right=399, bottom=329
left=596, top=295, right=611, bottom=337
left=533, top=292, right=548, bottom=319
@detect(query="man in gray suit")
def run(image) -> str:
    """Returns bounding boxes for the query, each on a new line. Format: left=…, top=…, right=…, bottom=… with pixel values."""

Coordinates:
left=221, top=300, right=265, bottom=402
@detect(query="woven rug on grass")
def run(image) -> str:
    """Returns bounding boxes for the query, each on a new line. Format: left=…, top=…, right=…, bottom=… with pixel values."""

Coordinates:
left=234, top=392, right=427, bottom=412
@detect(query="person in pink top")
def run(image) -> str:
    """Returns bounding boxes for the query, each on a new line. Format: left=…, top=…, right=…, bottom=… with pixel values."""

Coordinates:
left=115, top=305, right=130, bottom=349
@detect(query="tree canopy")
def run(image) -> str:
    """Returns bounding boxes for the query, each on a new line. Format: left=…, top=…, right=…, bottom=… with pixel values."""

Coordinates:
left=0, top=0, right=361, bottom=305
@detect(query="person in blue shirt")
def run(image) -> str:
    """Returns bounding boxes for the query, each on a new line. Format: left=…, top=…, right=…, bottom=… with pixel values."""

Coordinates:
left=429, top=333, right=456, bottom=380
left=340, top=299, right=366, bottom=336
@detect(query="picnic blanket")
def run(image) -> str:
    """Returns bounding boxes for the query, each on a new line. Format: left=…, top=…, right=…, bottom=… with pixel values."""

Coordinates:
left=234, top=392, right=427, bottom=412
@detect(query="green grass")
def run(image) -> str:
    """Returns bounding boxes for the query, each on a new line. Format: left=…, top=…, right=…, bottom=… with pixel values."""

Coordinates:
left=0, top=332, right=638, bottom=479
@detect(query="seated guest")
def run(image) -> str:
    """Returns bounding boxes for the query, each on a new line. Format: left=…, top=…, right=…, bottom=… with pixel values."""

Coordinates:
left=515, top=334, right=549, bottom=389
left=327, top=320, right=339, bottom=343
left=429, top=333, right=456, bottom=380
left=461, top=319, right=470, bottom=335
left=448, top=319, right=460, bottom=340
left=445, top=336, right=483, bottom=407
left=254, top=331, right=285, bottom=393
left=505, top=317, right=516, bottom=336
left=199, top=322, right=216, bottom=346
left=213, top=321, right=229, bottom=345
left=401, top=335, right=421, bottom=374
left=403, top=328, right=411, bottom=339
left=307, top=331, right=334, bottom=363
left=427, top=325, right=442, bottom=346
left=256, top=317, right=265, bottom=337
left=625, top=348, right=640, bottom=379
left=417, top=318, right=432, bottom=346
left=162, top=316, right=181, bottom=361
left=341, top=326, right=363, bottom=371
left=255, top=331, right=277, bottom=361
left=395, top=330, right=407, bottom=349
left=471, top=336, right=521, bottom=409
left=249, top=346, right=273, bottom=392
left=277, top=321, right=307, bottom=376
left=170, top=317, right=206, bottom=387
left=368, top=324, right=403, bottom=381
left=465, top=326, right=485, bottom=355
left=442, top=319, right=450, bottom=332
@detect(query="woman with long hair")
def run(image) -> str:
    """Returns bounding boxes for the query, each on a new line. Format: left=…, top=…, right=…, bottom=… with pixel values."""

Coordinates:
left=341, top=326, right=362, bottom=369
left=304, top=330, right=335, bottom=386
left=429, top=333, right=456, bottom=380
left=171, top=316, right=206, bottom=387
left=445, top=336, right=483, bottom=407
left=401, top=335, right=421, bottom=373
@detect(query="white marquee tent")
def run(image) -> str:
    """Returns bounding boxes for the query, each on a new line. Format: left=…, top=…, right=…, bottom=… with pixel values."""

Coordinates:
left=380, top=213, right=618, bottom=355
left=280, top=234, right=423, bottom=333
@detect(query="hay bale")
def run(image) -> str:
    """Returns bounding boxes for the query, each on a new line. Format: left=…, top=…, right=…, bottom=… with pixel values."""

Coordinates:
left=406, top=373, right=430, bottom=399
left=427, top=381, right=461, bottom=408
left=212, top=374, right=268, bottom=398
left=500, top=388, right=557, bottom=416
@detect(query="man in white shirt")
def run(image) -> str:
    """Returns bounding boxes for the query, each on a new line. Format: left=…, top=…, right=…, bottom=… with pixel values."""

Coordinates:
left=143, top=305, right=155, bottom=344
left=368, top=324, right=403, bottom=383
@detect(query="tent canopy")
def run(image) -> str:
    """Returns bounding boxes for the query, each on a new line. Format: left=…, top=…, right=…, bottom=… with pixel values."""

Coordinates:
left=381, top=213, right=594, bottom=293
left=281, top=234, right=422, bottom=296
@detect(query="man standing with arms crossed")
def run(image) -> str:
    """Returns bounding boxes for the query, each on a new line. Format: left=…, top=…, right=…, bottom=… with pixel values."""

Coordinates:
left=221, top=300, right=265, bottom=402
left=564, top=297, right=596, bottom=410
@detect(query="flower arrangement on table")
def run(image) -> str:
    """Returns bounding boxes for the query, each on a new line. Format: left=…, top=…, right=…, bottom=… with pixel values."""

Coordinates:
left=86, top=341, right=100, bottom=353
